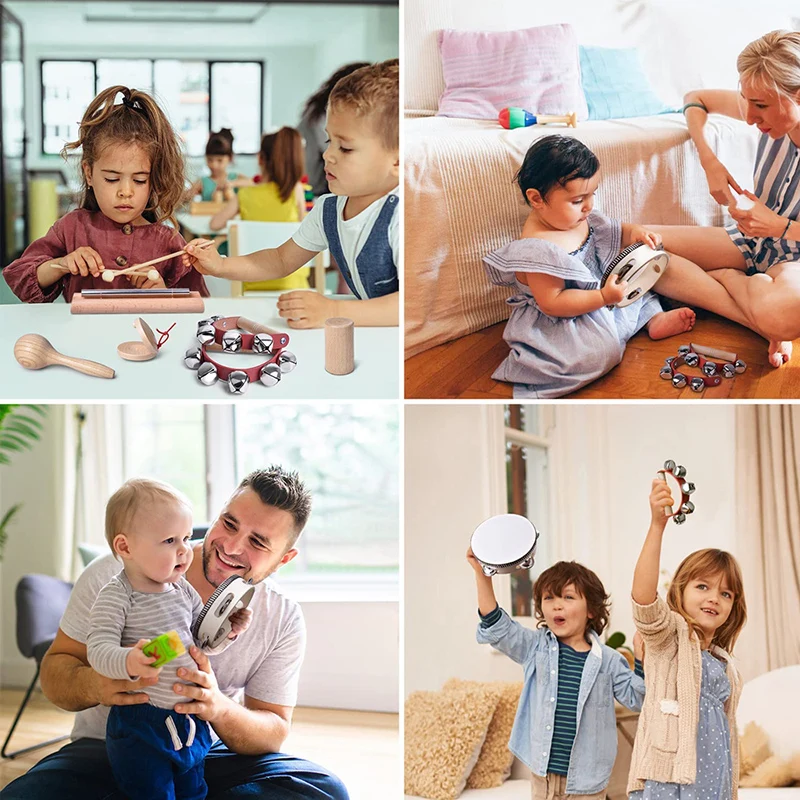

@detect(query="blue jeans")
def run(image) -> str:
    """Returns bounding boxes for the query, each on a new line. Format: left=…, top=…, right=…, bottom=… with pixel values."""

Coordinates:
left=0, top=738, right=350, bottom=799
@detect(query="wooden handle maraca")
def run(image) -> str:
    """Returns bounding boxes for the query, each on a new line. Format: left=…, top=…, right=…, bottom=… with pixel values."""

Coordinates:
left=14, top=334, right=116, bottom=379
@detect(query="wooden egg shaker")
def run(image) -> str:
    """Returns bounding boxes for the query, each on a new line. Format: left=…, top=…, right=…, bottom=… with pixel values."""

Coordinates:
left=324, top=317, right=354, bottom=375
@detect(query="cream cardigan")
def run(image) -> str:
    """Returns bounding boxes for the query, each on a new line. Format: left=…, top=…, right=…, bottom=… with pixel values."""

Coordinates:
left=627, top=595, right=741, bottom=797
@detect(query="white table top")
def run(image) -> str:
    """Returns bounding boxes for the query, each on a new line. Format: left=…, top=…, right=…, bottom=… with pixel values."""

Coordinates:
left=176, top=212, right=230, bottom=238
left=1, top=297, right=399, bottom=400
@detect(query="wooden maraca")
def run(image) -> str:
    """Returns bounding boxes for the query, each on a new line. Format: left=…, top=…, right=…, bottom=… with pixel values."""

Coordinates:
left=14, top=334, right=116, bottom=379
left=499, top=107, right=578, bottom=129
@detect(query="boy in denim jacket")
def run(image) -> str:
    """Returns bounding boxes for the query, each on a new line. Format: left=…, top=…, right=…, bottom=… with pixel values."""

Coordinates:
left=467, top=550, right=645, bottom=800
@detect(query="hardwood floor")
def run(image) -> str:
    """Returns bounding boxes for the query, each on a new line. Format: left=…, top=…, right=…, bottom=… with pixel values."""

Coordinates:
left=0, top=688, right=399, bottom=799
left=405, top=311, right=800, bottom=399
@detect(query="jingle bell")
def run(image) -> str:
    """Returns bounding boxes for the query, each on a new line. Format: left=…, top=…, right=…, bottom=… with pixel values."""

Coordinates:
left=196, top=324, right=216, bottom=345
left=690, top=377, right=705, bottom=392
left=222, top=331, right=242, bottom=353
left=673, top=513, right=687, bottom=525
left=278, top=351, right=297, bottom=373
left=702, top=362, right=717, bottom=377
left=197, top=362, right=218, bottom=386
left=681, top=481, right=696, bottom=494
left=678, top=345, right=691, bottom=355
left=664, top=460, right=676, bottom=471
left=252, top=333, right=273, bottom=354
left=660, top=366, right=673, bottom=380
left=196, top=318, right=213, bottom=330
left=680, top=501, right=695, bottom=514
left=207, top=315, right=224, bottom=323
left=674, top=465, right=686, bottom=478
left=672, top=373, right=687, bottom=389
left=184, top=347, right=202, bottom=370
left=665, top=356, right=675, bottom=365
left=259, top=364, right=281, bottom=387
left=722, top=363, right=736, bottom=379
left=734, top=359, right=747, bottom=374
left=684, top=352, right=699, bottom=367
left=227, top=370, right=249, bottom=394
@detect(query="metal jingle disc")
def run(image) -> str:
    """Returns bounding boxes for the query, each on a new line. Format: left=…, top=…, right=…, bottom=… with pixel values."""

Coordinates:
left=222, top=331, right=243, bottom=353
left=690, top=377, right=705, bottom=392
left=252, top=333, right=273, bottom=354
left=674, top=465, right=686, bottom=478
left=227, top=370, right=249, bottom=394
left=677, top=344, right=691, bottom=355
left=196, top=324, right=216, bottom=345
left=684, top=352, right=699, bottom=367
left=259, top=363, right=281, bottom=387
left=197, top=362, right=218, bottom=386
left=680, top=501, right=695, bottom=514
left=734, top=359, right=747, bottom=374
left=664, top=459, right=676, bottom=471
left=277, top=351, right=297, bottom=373
left=184, top=347, right=202, bottom=370
left=672, top=373, right=687, bottom=389
left=722, top=363, right=736, bottom=379
left=660, top=366, right=673, bottom=380
left=681, top=481, right=696, bottom=495
left=673, top=513, right=687, bottom=525
left=702, top=362, right=717, bottom=377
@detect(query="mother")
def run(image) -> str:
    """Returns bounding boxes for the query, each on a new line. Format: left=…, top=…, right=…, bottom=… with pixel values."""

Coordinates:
left=649, top=30, right=800, bottom=368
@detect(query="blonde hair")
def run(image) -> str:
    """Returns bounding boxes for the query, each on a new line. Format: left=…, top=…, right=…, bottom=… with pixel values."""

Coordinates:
left=666, top=548, right=747, bottom=653
left=63, top=85, right=186, bottom=229
left=105, top=478, right=192, bottom=553
left=328, top=59, right=399, bottom=151
left=738, top=30, right=800, bottom=101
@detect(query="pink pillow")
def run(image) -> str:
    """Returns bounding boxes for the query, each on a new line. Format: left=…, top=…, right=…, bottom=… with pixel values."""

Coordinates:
left=436, top=24, right=588, bottom=122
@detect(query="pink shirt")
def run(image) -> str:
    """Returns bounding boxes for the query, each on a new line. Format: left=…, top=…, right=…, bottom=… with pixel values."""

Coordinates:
left=3, top=208, right=209, bottom=303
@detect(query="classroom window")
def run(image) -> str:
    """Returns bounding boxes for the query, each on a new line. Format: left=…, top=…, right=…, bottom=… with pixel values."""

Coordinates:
left=40, top=59, right=263, bottom=157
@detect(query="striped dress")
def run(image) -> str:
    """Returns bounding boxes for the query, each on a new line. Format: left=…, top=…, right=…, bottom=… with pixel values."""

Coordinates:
left=726, top=132, right=800, bottom=272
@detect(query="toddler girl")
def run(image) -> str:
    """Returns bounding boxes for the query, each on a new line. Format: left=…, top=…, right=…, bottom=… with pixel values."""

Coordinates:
left=210, top=127, right=309, bottom=291
left=4, top=85, right=208, bottom=302
left=629, top=478, right=747, bottom=800
left=483, top=135, right=696, bottom=398
left=188, top=127, right=250, bottom=203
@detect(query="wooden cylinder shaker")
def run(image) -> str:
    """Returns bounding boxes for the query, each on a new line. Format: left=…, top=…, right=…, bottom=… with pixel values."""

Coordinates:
left=324, top=317, right=354, bottom=375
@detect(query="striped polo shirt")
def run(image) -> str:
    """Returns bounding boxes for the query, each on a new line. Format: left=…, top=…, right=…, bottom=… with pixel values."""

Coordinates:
left=726, top=131, right=800, bottom=272
left=547, top=641, right=590, bottom=775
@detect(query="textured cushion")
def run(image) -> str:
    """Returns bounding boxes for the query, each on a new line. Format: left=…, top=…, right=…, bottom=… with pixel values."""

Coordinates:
left=405, top=684, right=502, bottom=800
left=443, top=679, right=523, bottom=789
left=580, top=46, right=674, bottom=120
left=436, top=25, right=588, bottom=121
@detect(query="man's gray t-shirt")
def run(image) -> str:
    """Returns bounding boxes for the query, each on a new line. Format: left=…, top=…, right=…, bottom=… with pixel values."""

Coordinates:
left=61, top=554, right=306, bottom=742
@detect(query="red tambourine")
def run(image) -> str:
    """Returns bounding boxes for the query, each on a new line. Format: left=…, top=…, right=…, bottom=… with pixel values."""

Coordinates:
left=657, top=459, right=696, bottom=524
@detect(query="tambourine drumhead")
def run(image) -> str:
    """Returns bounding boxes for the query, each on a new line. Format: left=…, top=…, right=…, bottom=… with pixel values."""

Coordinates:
left=603, top=244, right=670, bottom=308
left=471, top=514, right=538, bottom=570
left=193, top=576, right=255, bottom=649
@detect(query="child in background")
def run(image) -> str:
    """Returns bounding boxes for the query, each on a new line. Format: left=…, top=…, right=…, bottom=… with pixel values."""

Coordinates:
left=185, top=59, right=399, bottom=327
left=187, top=128, right=250, bottom=203
left=484, top=136, right=696, bottom=398
left=628, top=479, right=747, bottom=800
left=209, top=127, right=310, bottom=291
left=467, top=549, right=645, bottom=800
left=4, top=86, right=208, bottom=302
left=88, top=479, right=251, bottom=800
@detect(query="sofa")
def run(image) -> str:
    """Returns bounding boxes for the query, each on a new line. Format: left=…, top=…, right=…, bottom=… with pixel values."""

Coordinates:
left=403, top=0, right=800, bottom=358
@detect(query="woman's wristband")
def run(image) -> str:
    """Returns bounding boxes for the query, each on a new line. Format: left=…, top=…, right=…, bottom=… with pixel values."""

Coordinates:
left=778, top=218, right=792, bottom=239
left=682, top=101, right=708, bottom=114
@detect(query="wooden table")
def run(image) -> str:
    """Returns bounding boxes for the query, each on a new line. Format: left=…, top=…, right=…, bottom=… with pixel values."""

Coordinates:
left=1, top=297, right=398, bottom=400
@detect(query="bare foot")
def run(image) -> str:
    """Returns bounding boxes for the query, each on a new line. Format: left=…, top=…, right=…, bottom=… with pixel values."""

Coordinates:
left=647, top=307, right=696, bottom=340
left=768, top=339, right=792, bottom=368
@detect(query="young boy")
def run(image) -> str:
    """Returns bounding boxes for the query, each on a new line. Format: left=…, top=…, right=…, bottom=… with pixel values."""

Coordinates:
left=466, top=548, right=644, bottom=800
left=87, top=479, right=252, bottom=800
left=185, top=59, right=399, bottom=327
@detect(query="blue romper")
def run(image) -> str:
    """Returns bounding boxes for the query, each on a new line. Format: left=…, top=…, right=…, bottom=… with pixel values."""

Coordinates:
left=726, top=132, right=800, bottom=273
left=483, top=211, right=662, bottom=399
left=322, top=194, right=399, bottom=299
left=629, top=650, right=732, bottom=800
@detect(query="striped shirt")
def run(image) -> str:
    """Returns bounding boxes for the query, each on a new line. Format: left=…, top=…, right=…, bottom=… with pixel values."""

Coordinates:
left=87, top=571, right=230, bottom=709
left=547, top=641, right=590, bottom=775
left=726, top=132, right=800, bottom=272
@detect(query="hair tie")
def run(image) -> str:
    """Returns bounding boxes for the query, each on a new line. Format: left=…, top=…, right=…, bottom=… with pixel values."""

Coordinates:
left=121, top=95, right=136, bottom=110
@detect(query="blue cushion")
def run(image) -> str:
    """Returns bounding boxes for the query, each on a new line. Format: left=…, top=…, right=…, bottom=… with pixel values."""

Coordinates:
left=580, top=45, right=675, bottom=120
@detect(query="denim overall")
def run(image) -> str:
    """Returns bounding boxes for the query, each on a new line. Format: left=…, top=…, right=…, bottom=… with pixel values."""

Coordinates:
left=322, top=194, right=399, bottom=299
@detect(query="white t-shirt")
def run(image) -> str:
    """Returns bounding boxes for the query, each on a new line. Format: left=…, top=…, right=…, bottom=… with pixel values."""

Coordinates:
left=61, top=554, right=306, bottom=742
left=292, top=189, right=399, bottom=299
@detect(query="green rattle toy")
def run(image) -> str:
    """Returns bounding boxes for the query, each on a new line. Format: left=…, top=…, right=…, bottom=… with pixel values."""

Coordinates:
left=142, top=630, right=186, bottom=668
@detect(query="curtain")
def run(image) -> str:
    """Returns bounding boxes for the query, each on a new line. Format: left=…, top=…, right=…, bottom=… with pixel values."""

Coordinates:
left=735, top=405, right=800, bottom=680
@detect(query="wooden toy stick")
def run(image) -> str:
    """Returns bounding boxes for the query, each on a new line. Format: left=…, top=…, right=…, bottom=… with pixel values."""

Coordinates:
left=14, top=334, right=116, bottom=379
left=238, top=317, right=283, bottom=337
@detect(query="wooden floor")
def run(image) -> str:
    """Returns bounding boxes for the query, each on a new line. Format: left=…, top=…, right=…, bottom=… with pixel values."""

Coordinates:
left=405, top=311, right=800, bottom=399
left=0, top=689, right=399, bottom=799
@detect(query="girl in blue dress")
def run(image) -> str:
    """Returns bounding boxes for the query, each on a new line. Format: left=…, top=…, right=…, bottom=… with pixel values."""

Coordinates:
left=483, top=136, right=696, bottom=398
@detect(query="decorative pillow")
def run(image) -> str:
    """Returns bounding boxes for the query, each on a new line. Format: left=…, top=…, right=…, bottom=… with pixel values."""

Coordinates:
left=443, top=678, right=523, bottom=789
left=436, top=24, right=588, bottom=121
left=579, top=46, right=675, bottom=120
left=78, top=543, right=107, bottom=567
left=404, top=684, right=502, bottom=800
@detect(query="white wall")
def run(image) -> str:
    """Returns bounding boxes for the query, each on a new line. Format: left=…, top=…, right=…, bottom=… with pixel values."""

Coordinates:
left=405, top=403, right=745, bottom=695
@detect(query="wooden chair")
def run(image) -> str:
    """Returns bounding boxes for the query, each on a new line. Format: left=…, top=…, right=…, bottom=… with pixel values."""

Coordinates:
left=189, top=200, right=225, bottom=215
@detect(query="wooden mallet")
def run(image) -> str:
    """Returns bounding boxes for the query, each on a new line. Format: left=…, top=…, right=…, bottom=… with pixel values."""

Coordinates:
left=101, top=239, right=217, bottom=283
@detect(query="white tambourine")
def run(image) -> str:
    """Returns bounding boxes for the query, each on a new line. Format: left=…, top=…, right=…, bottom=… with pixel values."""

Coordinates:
left=602, top=243, right=670, bottom=307
left=191, top=576, right=255, bottom=649
left=470, top=514, right=539, bottom=578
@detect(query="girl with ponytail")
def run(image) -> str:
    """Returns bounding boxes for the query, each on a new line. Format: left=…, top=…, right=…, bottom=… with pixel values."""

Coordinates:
left=4, top=85, right=208, bottom=302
